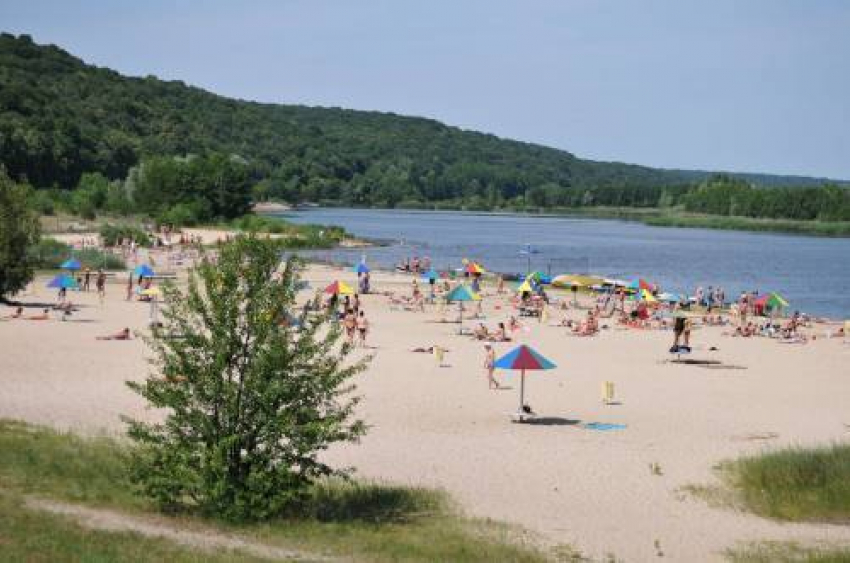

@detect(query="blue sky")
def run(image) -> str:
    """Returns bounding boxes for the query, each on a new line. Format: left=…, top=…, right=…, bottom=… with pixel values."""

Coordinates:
left=3, top=1, right=849, bottom=178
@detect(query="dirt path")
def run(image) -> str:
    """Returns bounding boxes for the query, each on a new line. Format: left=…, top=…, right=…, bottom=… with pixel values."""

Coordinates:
left=25, top=497, right=337, bottom=562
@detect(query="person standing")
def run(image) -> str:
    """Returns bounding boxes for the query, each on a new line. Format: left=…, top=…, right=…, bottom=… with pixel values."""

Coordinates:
left=356, top=310, right=369, bottom=347
left=96, top=269, right=106, bottom=305
left=483, top=344, right=500, bottom=389
left=83, top=268, right=91, bottom=292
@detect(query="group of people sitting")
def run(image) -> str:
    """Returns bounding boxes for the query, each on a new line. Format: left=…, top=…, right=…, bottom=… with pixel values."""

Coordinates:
left=472, top=320, right=515, bottom=342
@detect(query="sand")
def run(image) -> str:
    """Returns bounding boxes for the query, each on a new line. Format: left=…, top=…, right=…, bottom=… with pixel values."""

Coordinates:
left=2, top=263, right=849, bottom=562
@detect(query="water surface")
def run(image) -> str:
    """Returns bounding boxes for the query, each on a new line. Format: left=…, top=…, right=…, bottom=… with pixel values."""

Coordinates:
left=273, top=208, right=850, bottom=319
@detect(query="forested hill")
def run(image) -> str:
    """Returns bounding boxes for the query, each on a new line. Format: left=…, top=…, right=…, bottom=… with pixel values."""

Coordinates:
left=0, top=33, right=845, bottom=211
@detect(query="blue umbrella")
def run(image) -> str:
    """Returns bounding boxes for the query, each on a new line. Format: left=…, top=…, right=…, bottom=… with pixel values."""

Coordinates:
left=421, top=269, right=439, bottom=281
left=354, top=263, right=370, bottom=274
left=133, top=264, right=155, bottom=278
left=47, top=273, right=79, bottom=289
left=60, top=258, right=81, bottom=270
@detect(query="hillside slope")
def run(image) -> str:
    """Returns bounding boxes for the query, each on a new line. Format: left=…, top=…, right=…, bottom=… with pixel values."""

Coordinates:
left=0, top=33, right=843, bottom=207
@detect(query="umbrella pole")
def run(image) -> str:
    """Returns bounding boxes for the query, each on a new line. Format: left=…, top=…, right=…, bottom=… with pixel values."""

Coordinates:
left=458, top=302, right=463, bottom=334
left=519, top=369, right=526, bottom=414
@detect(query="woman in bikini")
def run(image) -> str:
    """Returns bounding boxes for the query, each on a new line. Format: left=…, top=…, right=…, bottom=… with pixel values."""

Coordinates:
left=356, top=310, right=369, bottom=347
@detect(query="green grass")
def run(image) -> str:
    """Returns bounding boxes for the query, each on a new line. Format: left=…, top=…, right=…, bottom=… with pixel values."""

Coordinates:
left=727, top=541, right=850, bottom=562
left=717, top=443, right=850, bottom=522
left=643, top=213, right=850, bottom=237
left=0, top=420, right=554, bottom=562
left=0, top=493, right=268, bottom=562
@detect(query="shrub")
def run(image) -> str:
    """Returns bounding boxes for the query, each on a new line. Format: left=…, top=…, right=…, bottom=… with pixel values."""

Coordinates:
left=99, top=224, right=152, bottom=247
left=125, top=236, right=368, bottom=521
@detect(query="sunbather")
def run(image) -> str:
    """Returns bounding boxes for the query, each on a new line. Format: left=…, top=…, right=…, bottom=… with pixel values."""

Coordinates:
left=96, top=328, right=131, bottom=340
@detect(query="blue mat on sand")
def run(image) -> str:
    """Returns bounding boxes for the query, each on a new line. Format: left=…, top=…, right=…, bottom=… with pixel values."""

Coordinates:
left=583, top=422, right=627, bottom=431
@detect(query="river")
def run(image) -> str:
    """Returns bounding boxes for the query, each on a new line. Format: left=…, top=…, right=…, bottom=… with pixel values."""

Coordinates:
left=269, top=208, right=850, bottom=319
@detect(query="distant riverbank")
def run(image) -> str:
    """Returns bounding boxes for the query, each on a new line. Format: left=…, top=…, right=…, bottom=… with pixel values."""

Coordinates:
left=285, top=202, right=850, bottom=238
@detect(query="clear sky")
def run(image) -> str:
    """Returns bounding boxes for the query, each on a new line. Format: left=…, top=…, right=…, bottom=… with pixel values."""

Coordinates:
left=3, top=1, right=849, bottom=179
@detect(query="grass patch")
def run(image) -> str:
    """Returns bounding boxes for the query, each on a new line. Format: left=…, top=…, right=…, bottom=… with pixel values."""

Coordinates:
left=0, top=420, right=556, bottom=561
left=643, top=213, right=850, bottom=237
left=727, top=541, right=850, bottom=562
left=717, top=443, right=850, bottom=522
left=29, top=237, right=126, bottom=270
left=0, top=492, right=268, bottom=562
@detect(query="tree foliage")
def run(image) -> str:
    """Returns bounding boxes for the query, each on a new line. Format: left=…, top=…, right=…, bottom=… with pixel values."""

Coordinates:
left=0, top=170, right=40, bottom=301
left=125, top=236, right=368, bottom=520
left=1, top=33, right=848, bottom=221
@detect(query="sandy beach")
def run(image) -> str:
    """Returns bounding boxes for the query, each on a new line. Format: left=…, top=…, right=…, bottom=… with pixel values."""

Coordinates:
left=2, top=261, right=849, bottom=562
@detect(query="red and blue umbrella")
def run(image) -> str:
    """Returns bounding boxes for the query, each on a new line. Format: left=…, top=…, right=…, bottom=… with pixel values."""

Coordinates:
left=494, top=344, right=557, bottom=420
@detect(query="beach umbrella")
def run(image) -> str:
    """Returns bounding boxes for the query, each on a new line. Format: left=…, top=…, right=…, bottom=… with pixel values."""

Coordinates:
left=60, top=258, right=81, bottom=270
left=493, top=344, right=557, bottom=420
left=526, top=271, right=551, bottom=285
left=516, top=279, right=534, bottom=294
left=628, top=278, right=655, bottom=292
left=421, top=269, right=439, bottom=281
left=445, top=284, right=481, bottom=329
left=354, top=263, right=370, bottom=274
left=323, top=280, right=354, bottom=295
left=754, top=292, right=789, bottom=314
left=465, top=261, right=486, bottom=275
left=639, top=289, right=658, bottom=303
left=552, top=274, right=603, bottom=288
left=133, top=264, right=155, bottom=278
left=47, top=273, right=78, bottom=289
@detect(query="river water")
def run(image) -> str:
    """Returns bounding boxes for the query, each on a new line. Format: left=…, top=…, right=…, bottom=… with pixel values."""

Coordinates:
left=271, top=208, right=850, bottom=319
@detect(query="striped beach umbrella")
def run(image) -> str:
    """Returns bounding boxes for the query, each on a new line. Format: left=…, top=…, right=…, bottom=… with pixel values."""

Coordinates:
left=324, top=280, right=354, bottom=295
left=493, top=344, right=557, bottom=420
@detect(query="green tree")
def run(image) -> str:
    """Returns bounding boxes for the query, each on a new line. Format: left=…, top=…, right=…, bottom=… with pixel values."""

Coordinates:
left=125, top=236, right=367, bottom=520
left=0, top=171, right=41, bottom=301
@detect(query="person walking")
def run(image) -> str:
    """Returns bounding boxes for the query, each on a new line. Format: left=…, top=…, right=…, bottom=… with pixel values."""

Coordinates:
left=356, top=310, right=369, bottom=347
left=483, top=344, right=500, bottom=389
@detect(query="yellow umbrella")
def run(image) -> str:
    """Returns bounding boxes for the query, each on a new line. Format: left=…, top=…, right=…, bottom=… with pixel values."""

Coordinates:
left=552, top=274, right=602, bottom=288
left=516, top=280, right=534, bottom=293
left=140, top=287, right=161, bottom=297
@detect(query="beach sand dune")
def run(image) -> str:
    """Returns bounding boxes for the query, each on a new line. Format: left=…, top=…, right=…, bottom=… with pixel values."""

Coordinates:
left=2, top=265, right=849, bottom=561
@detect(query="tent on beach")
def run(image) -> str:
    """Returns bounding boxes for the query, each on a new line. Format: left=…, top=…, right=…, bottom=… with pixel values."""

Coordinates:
left=493, top=344, right=557, bottom=422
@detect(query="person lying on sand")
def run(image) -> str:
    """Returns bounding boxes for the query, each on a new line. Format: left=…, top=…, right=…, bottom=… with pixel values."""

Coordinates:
left=96, top=328, right=131, bottom=341
left=26, top=309, right=50, bottom=321
left=410, top=345, right=450, bottom=353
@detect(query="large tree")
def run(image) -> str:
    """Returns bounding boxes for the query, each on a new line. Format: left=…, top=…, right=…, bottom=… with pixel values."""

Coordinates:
left=125, top=236, right=367, bottom=520
left=0, top=171, right=40, bottom=302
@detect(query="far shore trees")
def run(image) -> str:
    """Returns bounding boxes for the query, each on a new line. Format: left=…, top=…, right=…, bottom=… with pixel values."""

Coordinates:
left=0, top=171, right=40, bottom=302
left=125, top=236, right=368, bottom=521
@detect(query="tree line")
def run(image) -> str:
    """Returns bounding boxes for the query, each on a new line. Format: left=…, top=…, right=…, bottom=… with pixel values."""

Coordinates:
left=2, top=33, right=849, bottom=225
